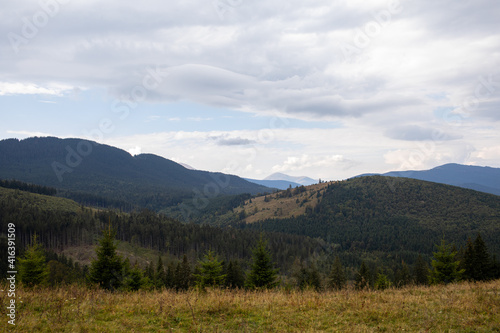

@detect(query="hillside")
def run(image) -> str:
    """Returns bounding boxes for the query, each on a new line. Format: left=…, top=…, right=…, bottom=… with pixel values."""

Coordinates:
left=239, top=176, right=500, bottom=261
left=358, top=163, right=500, bottom=196
left=235, top=182, right=330, bottom=223
left=0, top=137, right=272, bottom=210
left=0, top=184, right=328, bottom=278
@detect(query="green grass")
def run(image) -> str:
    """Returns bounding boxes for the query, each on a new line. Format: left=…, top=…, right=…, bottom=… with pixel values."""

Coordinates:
left=2, top=280, right=499, bottom=332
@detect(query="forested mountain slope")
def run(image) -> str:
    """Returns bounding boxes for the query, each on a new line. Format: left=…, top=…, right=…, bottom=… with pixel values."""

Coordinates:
left=240, top=176, right=500, bottom=260
left=0, top=137, right=272, bottom=210
left=0, top=186, right=327, bottom=278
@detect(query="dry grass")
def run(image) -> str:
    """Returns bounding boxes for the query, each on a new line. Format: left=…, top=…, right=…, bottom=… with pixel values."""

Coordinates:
left=1, top=280, right=499, bottom=332
left=235, top=182, right=332, bottom=223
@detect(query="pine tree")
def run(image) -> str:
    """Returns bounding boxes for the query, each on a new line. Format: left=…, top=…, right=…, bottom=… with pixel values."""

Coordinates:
left=18, top=234, right=48, bottom=287
left=328, top=256, right=346, bottom=290
left=246, top=236, right=278, bottom=289
left=88, top=226, right=123, bottom=290
left=354, top=261, right=370, bottom=290
left=194, top=250, right=226, bottom=289
left=413, top=254, right=429, bottom=285
left=429, top=240, right=464, bottom=284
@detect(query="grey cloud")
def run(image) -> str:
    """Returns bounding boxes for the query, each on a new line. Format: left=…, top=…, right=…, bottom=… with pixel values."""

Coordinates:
left=1, top=0, right=499, bottom=124
left=385, top=125, right=462, bottom=141
left=210, top=135, right=256, bottom=146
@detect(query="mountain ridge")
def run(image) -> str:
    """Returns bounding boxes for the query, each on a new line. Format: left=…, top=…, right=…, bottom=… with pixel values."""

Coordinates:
left=0, top=137, right=272, bottom=210
left=355, top=163, right=500, bottom=196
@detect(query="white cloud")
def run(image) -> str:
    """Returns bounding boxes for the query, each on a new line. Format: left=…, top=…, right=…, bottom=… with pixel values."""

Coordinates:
left=0, top=82, right=72, bottom=96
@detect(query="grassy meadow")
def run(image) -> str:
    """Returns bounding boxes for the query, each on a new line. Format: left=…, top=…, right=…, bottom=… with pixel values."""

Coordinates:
left=1, top=280, right=499, bottom=332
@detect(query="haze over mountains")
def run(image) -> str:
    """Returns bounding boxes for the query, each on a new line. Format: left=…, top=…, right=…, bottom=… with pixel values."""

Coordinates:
left=244, top=173, right=317, bottom=190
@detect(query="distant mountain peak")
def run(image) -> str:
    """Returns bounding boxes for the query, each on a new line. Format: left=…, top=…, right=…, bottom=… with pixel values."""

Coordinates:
left=264, top=172, right=316, bottom=186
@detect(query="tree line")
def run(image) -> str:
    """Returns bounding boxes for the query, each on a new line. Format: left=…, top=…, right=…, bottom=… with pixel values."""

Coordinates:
left=15, top=229, right=500, bottom=292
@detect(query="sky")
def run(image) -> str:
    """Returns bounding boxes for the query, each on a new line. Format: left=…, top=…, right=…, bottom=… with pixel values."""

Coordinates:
left=1, top=0, right=499, bottom=181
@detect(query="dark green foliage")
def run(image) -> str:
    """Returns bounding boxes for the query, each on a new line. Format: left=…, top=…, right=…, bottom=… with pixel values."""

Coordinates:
left=430, top=240, right=464, bottom=284
left=18, top=235, right=48, bottom=287
left=374, top=273, right=392, bottom=290
left=461, top=237, right=476, bottom=281
left=0, top=187, right=327, bottom=280
left=292, top=260, right=322, bottom=291
left=194, top=250, right=226, bottom=288
left=88, top=226, right=123, bottom=290
left=124, top=263, right=144, bottom=291
left=174, top=255, right=192, bottom=290
left=155, top=256, right=167, bottom=289
left=224, top=260, right=245, bottom=289
left=0, top=137, right=270, bottom=212
left=246, top=236, right=279, bottom=289
left=394, top=261, right=412, bottom=287
left=244, top=176, right=500, bottom=264
left=328, top=256, right=346, bottom=290
left=413, top=254, right=429, bottom=285
left=472, top=234, right=491, bottom=281
left=0, top=179, right=57, bottom=196
left=355, top=261, right=370, bottom=290
left=462, top=234, right=493, bottom=281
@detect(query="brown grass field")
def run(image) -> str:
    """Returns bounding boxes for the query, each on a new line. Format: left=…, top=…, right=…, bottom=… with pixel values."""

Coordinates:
left=1, top=280, right=499, bottom=332
left=234, top=182, right=331, bottom=223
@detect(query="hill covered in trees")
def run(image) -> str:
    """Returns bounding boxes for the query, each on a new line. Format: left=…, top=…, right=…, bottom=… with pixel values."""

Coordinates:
left=237, top=176, right=500, bottom=264
left=0, top=185, right=328, bottom=282
left=0, top=137, right=273, bottom=211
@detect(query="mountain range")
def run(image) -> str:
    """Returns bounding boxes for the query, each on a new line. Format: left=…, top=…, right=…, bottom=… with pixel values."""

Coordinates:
left=356, top=163, right=500, bottom=196
left=245, top=173, right=317, bottom=190
left=0, top=137, right=273, bottom=210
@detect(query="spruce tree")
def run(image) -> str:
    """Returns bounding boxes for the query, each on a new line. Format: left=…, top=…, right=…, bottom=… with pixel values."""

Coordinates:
left=413, top=254, right=429, bottom=285
left=194, top=250, right=226, bottom=289
left=225, top=260, right=245, bottom=289
left=18, top=234, right=48, bottom=287
left=429, top=240, right=464, bottom=284
left=354, top=261, right=370, bottom=290
left=124, top=263, right=143, bottom=291
left=472, top=234, right=491, bottom=281
left=328, top=256, right=346, bottom=290
left=166, top=262, right=175, bottom=289
left=246, top=236, right=278, bottom=289
left=395, top=261, right=412, bottom=287
left=174, top=255, right=192, bottom=290
left=156, top=256, right=167, bottom=289
left=374, top=273, right=392, bottom=290
left=88, top=226, right=123, bottom=290
left=462, top=238, right=476, bottom=281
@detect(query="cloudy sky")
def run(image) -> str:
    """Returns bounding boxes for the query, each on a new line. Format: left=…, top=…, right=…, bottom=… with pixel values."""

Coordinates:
left=1, top=0, right=499, bottom=180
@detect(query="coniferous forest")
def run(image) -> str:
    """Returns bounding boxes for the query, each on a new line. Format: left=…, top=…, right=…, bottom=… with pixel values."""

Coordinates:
left=2, top=176, right=499, bottom=291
